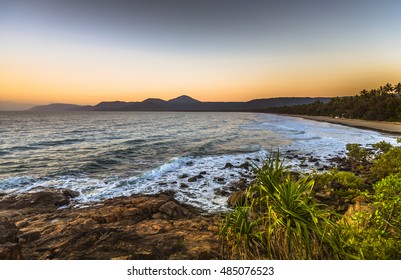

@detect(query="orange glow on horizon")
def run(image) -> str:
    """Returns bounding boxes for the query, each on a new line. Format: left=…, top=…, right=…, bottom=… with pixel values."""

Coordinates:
left=1, top=38, right=401, bottom=105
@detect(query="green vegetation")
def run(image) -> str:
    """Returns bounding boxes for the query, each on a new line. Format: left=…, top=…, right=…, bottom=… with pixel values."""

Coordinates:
left=313, top=169, right=365, bottom=199
left=345, top=143, right=369, bottom=163
left=371, top=146, right=401, bottom=180
left=219, top=141, right=401, bottom=259
left=265, top=82, right=401, bottom=121
left=219, top=154, right=353, bottom=260
left=347, top=175, right=401, bottom=259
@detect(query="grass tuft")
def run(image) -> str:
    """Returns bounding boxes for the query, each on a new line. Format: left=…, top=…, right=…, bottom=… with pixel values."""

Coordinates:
left=219, top=152, right=355, bottom=259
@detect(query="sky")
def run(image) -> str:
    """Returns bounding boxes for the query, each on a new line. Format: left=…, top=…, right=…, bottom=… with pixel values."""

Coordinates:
left=1, top=0, right=401, bottom=105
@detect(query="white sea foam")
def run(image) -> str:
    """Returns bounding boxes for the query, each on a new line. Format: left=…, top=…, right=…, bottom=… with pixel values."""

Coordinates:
left=0, top=112, right=399, bottom=212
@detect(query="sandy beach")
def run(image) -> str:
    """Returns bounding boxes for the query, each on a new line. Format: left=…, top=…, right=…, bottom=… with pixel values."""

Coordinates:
left=290, top=115, right=401, bottom=134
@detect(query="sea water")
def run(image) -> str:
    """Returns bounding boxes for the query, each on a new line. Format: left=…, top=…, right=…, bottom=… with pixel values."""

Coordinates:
left=0, top=111, right=397, bottom=211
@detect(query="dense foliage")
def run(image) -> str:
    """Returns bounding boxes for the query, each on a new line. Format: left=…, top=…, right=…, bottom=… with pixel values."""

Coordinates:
left=219, top=154, right=354, bottom=260
left=219, top=141, right=401, bottom=259
left=348, top=175, right=401, bottom=259
left=265, top=82, right=401, bottom=121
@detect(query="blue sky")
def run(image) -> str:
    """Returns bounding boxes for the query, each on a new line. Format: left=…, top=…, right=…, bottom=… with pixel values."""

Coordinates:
left=1, top=0, right=400, bottom=104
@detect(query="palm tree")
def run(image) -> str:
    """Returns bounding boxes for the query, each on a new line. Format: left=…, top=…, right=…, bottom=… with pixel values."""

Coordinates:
left=378, top=86, right=386, bottom=95
left=359, top=89, right=369, bottom=97
left=384, top=83, right=394, bottom=94
left=369, top=89, right=378, bottom=96
left=395, top=83, right=401, bottom=94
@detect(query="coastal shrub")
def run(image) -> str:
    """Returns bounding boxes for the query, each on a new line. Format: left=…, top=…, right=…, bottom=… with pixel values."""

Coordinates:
left=314, top=170, right=363, bottom=189
left=370, top=147, right=401, bottom=180
left=313, top=170, right=365, bottom=199
left=219, top=154, right=352, bottom=260
left=345, top=175, right=401, bottom=259
left=372, top=141, right=393, bottom=153
left=345, top=144, right=368, bottom=162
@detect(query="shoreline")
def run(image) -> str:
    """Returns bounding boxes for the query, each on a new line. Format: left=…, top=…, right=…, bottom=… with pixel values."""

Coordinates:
left=283, top=114, right=401, bottom=135
left=0, top=191, right=219, bottom=260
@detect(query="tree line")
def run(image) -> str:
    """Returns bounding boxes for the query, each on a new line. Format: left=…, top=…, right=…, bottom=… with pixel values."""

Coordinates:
left=265, top=82, right=401, bottom=121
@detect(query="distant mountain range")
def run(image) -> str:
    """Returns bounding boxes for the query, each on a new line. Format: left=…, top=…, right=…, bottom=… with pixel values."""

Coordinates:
left=28, top=95, right=330, bottom=112
left=0, top=101, right=35, bottom=111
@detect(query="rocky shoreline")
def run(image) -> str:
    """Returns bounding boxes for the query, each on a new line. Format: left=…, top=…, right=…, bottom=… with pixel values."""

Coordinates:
left=0, top=150, right=367, bottom=260
left=0, top=189, right=220, bottom=260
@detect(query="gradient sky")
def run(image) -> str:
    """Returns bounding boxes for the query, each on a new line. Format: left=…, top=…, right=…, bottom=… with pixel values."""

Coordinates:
left=1, top=0, right=401, bottom=104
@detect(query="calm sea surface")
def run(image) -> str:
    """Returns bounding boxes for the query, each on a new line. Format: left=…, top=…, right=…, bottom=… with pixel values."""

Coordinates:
left=0, top=111, right=397, bottom=211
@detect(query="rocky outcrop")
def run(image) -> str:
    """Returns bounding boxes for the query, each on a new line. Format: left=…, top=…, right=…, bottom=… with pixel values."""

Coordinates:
left=0, top=217, right=23, bottom=259
left=343, top=196, right=374, bottom=227
left=0, top=190, right=219, bottom=260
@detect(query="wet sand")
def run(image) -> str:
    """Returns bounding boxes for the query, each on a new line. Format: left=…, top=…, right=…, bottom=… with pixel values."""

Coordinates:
left=290, top=115, right=401, bottom=134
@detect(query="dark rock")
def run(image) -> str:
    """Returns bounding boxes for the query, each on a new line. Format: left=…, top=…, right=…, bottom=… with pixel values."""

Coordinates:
left=213, top=177, right=225, bottom=184
left=308, top=156, right=319, bottom=163
left=199, top=171, right=207, bottom=175
left=238, top=162, right=251, bottom=170
left=0, top=218, right=19, bottom=244
left=179, top=174, right=189, bottom=179
left=214, top=189, right=230, bottom=197
left=0, top=190, right=73, bottom=213
left=160, top=190, right=176, bottom=198
left=0, top=193, right=218, bottom=260
left=179, top=183, right=189, bottom=189
left=0, top=218, right=22, bottom=260
left=62, top=189, right=79, bottom=198
left=0, top=243, right=22, bottom=260
left=158, top=182, right=168, bottom=186
left=158, top=201, right=193, bottom=219
left=228, top=178, right=248, bottom=191
left=19, top=231, right=41, bottom=243
left=224, top=163, right=234, bottom=169
left=188, top=174, right=203, bottom=182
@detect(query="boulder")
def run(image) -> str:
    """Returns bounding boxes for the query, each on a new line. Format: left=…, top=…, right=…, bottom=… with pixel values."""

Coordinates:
left=188, top=174, right=203, bottom=182
left=343, top=196, right=373, bottom=227
left=213, top=177, right=225, bottom=184
left=224, top=163, right=234, bottom=169
left=0, top=218, right=22, bottom=259
left=0, top=189, right=76, bottom=214
left=0, top=193, right=218, bottom=260
left=238, top=162, right=251, bottom=170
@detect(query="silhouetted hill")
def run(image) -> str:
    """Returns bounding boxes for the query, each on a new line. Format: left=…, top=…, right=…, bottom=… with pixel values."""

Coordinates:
left=244, top=97, right=330, bottom=110
left=29, top=103, right=88, bottom=112
left=29, top=96, right=330, bottom=112
left=168, top=95, right=201, bottom=104
left=93, top=101, right=128, bottom=111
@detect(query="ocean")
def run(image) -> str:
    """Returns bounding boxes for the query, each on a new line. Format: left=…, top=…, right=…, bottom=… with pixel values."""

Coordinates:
left=0, top=111, right=398, bottom=212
